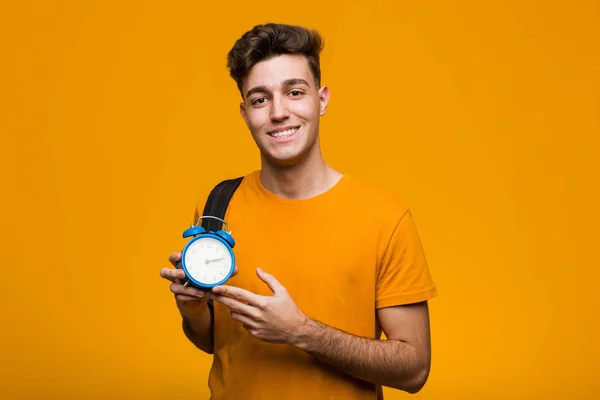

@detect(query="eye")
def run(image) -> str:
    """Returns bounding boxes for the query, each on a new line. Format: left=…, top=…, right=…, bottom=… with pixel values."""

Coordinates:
left=251, top=97, right=267, bottom=105
left=289, top=90, right=304, bottom=97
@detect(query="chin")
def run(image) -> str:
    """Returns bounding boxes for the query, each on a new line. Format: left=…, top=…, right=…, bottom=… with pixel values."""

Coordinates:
left=263, top=154, right=302, bottom=168
left=261, top=147, right=307, bottom=168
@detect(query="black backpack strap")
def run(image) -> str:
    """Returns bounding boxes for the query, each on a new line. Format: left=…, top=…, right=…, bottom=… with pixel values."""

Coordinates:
left=199, top=176, right=244, bottom=343
left=201, top=177, right=244, bottom=232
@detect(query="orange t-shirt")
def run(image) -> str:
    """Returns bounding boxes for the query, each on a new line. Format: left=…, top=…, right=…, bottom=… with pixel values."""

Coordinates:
left=194, top=170, right=437, bottom=400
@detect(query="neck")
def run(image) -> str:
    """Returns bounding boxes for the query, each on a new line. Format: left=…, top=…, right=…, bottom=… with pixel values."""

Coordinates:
left=259, top=143, right=342, bottom=200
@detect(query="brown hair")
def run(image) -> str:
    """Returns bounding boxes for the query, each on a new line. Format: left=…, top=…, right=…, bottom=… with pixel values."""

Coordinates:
left=226, top=23, right=324, bottom=99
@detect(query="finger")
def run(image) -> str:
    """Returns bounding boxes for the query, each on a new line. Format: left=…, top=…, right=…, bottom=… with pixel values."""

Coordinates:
left=230, top=311, right=255, bottom=326
left=168, top=252, right=182, bottom=267
left=231, top=265, right=239, bottom=277
left=207, top=293, right=258, bottom=317
left=175, top=294, right=204, bottom=302
left=256, top=268, right=286, bottom=295
left=170, top=282, right=206, bottom=298
left=160, top=267, right=186, bottom=283
left=211, top=285, right=264, bottom=307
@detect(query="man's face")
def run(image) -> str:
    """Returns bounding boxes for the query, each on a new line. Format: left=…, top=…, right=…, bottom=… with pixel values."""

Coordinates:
left=239, top=54, right=330, bottom=167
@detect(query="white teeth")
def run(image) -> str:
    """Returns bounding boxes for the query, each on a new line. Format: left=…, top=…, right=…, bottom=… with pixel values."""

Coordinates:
left=271, top=128, right=297, bottom=138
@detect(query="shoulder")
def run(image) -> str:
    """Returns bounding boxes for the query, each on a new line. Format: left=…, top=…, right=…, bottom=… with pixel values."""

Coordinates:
left=341, top=174, right=411, bottom=221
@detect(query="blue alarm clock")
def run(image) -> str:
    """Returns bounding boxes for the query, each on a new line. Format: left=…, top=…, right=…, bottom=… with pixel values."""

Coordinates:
left=177, top=216, right=236, bottom=289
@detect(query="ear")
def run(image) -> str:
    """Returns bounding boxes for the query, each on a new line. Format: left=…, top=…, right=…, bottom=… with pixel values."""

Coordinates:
left=239, top=101, right=249, bottom=128
left=318, top=86, right=330, bottom=116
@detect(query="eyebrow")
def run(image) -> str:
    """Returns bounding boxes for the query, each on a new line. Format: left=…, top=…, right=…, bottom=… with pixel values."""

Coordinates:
left=245, top=78, right=311, bottom=99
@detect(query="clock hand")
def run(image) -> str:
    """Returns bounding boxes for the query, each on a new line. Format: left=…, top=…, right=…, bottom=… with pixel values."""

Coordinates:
left=205, top=257, right=226, bottom=264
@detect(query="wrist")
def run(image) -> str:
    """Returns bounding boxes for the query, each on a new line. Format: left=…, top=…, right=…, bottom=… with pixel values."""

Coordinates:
left=290, top=315, right=325, bottom=351
left=181, top=298, right=211, bottom=324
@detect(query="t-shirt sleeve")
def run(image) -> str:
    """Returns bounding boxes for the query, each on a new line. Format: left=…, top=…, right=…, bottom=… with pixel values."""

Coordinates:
left=376, top=209, right=438, bottom=309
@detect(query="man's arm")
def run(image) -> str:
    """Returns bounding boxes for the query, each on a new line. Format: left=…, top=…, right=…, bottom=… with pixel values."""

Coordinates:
left=160, top=252, right=231, bottom=355
left=181, top=299, right=214, bottom=354
left=207, top=268, right=433, bottom=394
left=292, top=301, right=432, bottom=394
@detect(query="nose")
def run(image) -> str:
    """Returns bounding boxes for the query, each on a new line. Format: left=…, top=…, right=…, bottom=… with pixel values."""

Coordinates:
left=269, top=94, right=289, bottom=121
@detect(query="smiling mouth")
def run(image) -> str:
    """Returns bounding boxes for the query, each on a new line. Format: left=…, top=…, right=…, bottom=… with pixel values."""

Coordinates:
left=268, top=126, right=300, bottom=139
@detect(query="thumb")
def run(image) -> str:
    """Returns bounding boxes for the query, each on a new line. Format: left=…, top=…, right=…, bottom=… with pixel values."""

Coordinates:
left=256, top=267, right=286, bottom=295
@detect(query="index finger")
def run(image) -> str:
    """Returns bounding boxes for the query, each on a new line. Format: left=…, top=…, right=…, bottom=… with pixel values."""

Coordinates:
left=168, top=252, right=181, bottom=267
left=211, top=285, right=263, bottom=306
left=160, top=267, right=186, bottom=283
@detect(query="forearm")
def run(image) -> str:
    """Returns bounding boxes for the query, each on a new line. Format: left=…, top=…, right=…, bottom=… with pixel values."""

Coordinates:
left=293, top=319, right=429, bottom=393
left=181, top=300, right=214, bottom=354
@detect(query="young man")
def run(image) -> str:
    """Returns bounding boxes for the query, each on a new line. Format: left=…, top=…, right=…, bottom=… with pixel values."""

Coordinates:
left=160, top=23, right=438, bottom=399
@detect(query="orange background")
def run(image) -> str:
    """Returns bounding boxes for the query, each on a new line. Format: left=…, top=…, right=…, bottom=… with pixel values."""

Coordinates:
left=1, top=1, right=599, bottom=399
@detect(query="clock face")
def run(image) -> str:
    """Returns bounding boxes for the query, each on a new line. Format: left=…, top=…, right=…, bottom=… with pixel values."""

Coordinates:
left=184, top=236, right=233, bottom=285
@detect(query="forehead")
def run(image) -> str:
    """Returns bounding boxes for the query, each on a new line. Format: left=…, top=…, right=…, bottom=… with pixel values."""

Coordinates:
left=244, top=54, right=313, bottom=92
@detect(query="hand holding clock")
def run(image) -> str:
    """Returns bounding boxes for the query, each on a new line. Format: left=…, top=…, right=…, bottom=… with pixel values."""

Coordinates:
left=163, top=219, right=310, bottom=346
left=160, top=251, right=239, bottom=319
left=206, top=267, right=310, bottom=345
